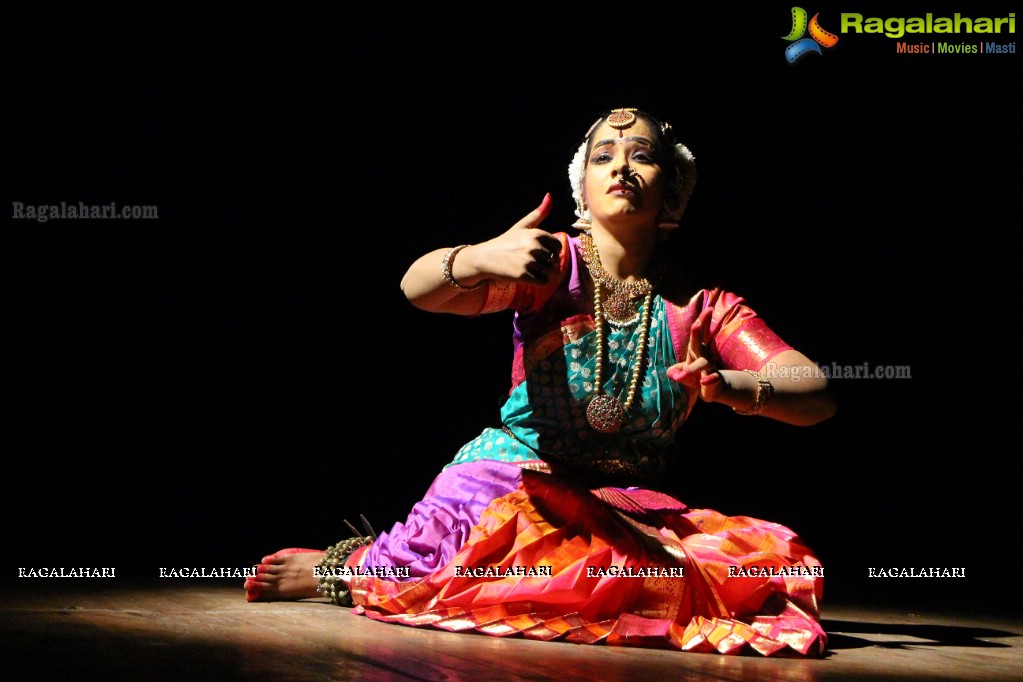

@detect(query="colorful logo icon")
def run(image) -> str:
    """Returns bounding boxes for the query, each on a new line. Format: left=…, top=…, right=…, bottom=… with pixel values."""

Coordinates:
left=783, top=7, right=839, bottom=63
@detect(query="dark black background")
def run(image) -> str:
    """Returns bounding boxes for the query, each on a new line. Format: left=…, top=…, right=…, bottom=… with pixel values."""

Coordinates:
left=4, top=3, right=1018, bottom=614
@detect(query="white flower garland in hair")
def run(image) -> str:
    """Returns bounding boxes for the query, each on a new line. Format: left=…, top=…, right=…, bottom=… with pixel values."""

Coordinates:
left=671, top=142, right=698, bottom=220
left=568, top=140, right=589, bottom=219
left=567, top=137, right=698, bottom=222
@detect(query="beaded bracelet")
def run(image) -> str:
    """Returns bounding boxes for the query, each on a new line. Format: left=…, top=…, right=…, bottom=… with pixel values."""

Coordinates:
left=441, top=244, right=483, bottom=290
left=314, top=535, right=373, bottom=606
left=733, top=370, right=774, bottom=415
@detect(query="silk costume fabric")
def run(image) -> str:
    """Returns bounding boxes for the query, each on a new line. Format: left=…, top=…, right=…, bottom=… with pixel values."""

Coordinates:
left=349, top=234, right=826, bottom=656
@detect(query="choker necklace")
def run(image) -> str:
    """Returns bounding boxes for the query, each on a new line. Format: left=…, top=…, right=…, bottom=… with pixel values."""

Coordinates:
left=580, top=234, right=656, bottom=433
left=579, top=233, right=660, bottom=326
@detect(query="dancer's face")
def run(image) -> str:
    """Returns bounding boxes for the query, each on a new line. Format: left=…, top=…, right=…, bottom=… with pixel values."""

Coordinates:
left=582, top=117, right=666, bottom=227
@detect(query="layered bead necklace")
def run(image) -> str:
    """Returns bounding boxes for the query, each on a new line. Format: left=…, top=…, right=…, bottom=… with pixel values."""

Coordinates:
left=579, top=232, right=660, bottom=433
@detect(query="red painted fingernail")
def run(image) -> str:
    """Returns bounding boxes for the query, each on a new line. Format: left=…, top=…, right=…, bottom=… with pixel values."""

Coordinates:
left=537, top=193, right=552, bottom=214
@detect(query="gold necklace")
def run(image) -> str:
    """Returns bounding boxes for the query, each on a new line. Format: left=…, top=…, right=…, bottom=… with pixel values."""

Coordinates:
left=579, top=233, right=658, bottom=326
left=581, top=235, right=656, bottom=433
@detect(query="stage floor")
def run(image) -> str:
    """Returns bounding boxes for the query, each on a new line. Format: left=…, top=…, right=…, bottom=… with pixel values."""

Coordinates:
left=3, top=581, right=1020, bottom=681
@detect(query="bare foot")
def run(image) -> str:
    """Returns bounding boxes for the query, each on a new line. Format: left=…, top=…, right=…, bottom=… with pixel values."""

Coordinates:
left=244, top=548, right=324, bottom=602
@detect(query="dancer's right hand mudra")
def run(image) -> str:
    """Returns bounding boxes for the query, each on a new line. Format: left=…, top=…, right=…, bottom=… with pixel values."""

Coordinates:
left=400, top=193, right=562, bottom=314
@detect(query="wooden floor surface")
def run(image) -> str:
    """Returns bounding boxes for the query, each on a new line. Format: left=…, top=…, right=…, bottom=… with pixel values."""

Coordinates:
left=2, top=580, right=1020, bottom=681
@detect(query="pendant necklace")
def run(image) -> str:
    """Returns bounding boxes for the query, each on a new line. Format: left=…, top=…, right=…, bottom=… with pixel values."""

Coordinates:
left=579, top=232, right=657, bottom=327
left=579, top=233, right=659, bottom=433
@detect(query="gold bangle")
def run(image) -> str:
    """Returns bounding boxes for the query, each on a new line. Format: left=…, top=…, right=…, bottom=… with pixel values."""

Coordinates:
left=733, top=369, right=773, bottom=415
left=441, top=244, right=483, bottom=290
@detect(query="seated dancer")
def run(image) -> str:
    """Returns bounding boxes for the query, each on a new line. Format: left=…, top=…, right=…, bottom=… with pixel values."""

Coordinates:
left=245, top=108, right=837, bottom=656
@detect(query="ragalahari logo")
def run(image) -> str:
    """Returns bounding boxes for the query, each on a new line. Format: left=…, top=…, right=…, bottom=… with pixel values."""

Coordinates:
left=783, top=7, right=839, bottom=63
